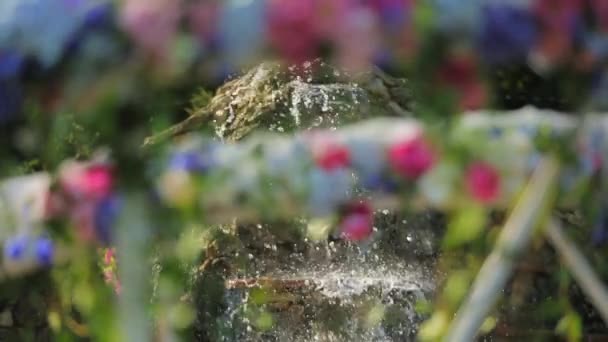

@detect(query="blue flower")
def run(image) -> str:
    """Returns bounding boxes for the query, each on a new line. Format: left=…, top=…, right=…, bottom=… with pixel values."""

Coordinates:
left=169, top=150, right=213, bottom=173
left=592, top=209, right=608, bottom=246
left=0, top=50, right=24, bottom=79
left=83, top=2, right=112, bottom=28
left=477, top=4, right=538, bottom=65
left=362, top=173, right=399, bottom=193
left=35, top=237, right=53, bottom=266
left=94, top=195, right=121, bottom=245
left=4, top=236, right=27, bottom=260
left=374, top=1, right=409, bottom=33
left=0, top=79, right=23, bottom=124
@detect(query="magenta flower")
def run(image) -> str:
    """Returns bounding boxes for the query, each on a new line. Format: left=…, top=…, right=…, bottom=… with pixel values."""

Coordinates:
left=81, top=165, right=114, bottom=199
left=314, top=143, right=351, bottom=171
left=465, top=161, right=501, bottom=204
left=339, top=202, right=373, bottom=242
left=266, top=0, right=319, bottom=64
left=60, top=162, right=114, bottom=201
left=388, top=136, right=436, bottom=179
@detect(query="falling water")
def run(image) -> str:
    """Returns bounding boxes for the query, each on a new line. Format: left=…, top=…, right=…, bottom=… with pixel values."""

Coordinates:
left=190, top=61, right=430, bottom=341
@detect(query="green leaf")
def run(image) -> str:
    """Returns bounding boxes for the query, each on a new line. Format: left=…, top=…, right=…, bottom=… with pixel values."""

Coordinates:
left=418, top=310, right=449, bottom=341
left=443, top=271, right=472, bottom=306
left=443, top=206, right=487, bottom=248
left=480, top=316, right=497, bottom=334
left=556, top=311, right=582, bottom=342
left=254, top=311, right=274, bottom=331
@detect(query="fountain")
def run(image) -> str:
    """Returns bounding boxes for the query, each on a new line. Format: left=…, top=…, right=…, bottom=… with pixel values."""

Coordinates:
left=148, top=62, right=441, bottom=341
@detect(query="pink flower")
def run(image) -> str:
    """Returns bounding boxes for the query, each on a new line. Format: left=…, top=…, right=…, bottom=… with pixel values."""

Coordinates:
left=340, top=202, right=373, bottom=241
left=81, top=165, right=113, bottom=199
left=120, top=0, right=181, bottom=63
left=104, top=247, right=116, bottom=265
left=465, top=161, right=501, bottom=203
left=388, top=136, right=436, bottom=179
left=333, top=7, right=380, bottom=73
left=60, top=163, right=113, bottom=200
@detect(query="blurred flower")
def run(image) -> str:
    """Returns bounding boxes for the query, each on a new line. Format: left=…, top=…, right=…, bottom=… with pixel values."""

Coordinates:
left=94, top=195, right=121, bottom=245
left=104, top=247, right=116, bottom=265
left=0, top=50, right=24, bottom=79
left=388, top=136, right=436, bottom=179
left=102, top=247, right=121, bottom=294
left=312, top=0, right=353, bottom=38
left=60, top=163, right=114, bottom=201
left=533, top=0, right=581, bottom=33
left=531, top=0, right=582, bottom=68
left=169, top=151, right=212, bottom=173
left=4, top=236, right=27, bottom=260
left=333, top=6, right=380, bottom=73
left=188, top=0, right=221, bottom=49
left=477, top=3, right=537, bottom=65
left=119, top=0, right=181, bottom=63
left=370, top=0, right=411, bottom=32
left=592, top=209, right=608, bottom=246
left=313, top=142, right=351, bottom=171
left=82, top=1, right=113, bottom=28
left=0, top=79, right=22, bottom=124
left=339, top=201, right=373, bottom=242
left=465, top=161, right=501, bottom=204
left=266, top=0, right=319, bottom=64
left=438, top=51, right=487, bottom=110
left=35, top=237, right=54, bottom=266
left=362, top=173, right=399, bottom=193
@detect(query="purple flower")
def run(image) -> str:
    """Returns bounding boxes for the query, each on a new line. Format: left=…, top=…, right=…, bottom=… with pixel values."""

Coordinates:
left=35, top=237, right=54, bottom=266
left=4, top=236, right=27, bottom=260
left=169, top=150, right=213, bottom=173
left=371, top=0, right=410, bottom=32
left=478, top=4, right=538, bottom=65
left=94, top=195, right=121, bottom=245
left=83, top=2, right=112, bottom=28
left=362, top=173, right=399, bottom=193
left=0, top=79, right=23, bottom=124
left=592, top=209, right=608, bottom=246
left=0, top=51, right=24, bottom=79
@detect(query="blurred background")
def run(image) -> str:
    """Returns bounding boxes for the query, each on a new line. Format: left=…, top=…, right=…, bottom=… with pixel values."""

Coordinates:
left=1, top=1, right=608, bottom=341
left=1, top=0, right=608, bottom=174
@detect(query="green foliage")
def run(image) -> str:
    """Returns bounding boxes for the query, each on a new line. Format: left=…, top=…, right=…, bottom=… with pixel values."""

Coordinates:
left=443, top=206, right=487, bottom=248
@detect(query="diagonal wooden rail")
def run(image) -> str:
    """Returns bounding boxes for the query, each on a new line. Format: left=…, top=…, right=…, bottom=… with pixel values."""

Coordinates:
left=445, top=157, right=608, bottom=340
left=444, top=157, right=561, bottom=342
left=546, top=218, right=608, bottom=324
